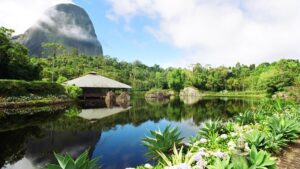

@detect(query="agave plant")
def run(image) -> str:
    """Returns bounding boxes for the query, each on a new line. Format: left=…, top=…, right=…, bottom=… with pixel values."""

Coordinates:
left=267, top=116, right=300, bottom=141
left=157, top=145, right=196, bottom=167
left=235, top=111, right=257, bottom=125
left=142, top=125, right=183, bottom=159
left=198, top=120, right=223, bottom=138
left=264, top=132, right=288, bottom=153
left=208, top=146, right=276, bottom=169
left=248, top=145, right=276, bottom=169
left=244, top=129, right=267, bottom=150
left=207, top=158, right=233, bottom=169
left=45, top=150, right=99, bottom=169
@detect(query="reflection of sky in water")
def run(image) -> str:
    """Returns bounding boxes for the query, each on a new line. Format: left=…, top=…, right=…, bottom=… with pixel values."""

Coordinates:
left=1, top=97, right=258, bottom=169
left=4, top=158, right=36, bottom=169
left=92, top=118, right=200, bottom=169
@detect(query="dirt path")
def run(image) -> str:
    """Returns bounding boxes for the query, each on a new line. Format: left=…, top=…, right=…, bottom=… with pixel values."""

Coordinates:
left=277, top=140, right=300, bottom=169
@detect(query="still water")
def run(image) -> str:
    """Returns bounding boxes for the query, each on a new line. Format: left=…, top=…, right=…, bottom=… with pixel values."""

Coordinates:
left=0, top=96, right=259, bottom=169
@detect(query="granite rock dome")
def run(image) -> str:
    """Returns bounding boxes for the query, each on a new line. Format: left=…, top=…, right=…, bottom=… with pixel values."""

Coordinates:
left=15, top=3, right=103, bottom=56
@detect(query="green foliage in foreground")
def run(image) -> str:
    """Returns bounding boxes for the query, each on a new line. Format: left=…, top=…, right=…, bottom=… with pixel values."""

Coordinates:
left=137, top=99, right=300, bottom=169
left=142, top=125, right=183, bottom=159
left=45, top=150, right=99, bottom=169
left=208, top=146, right=276, bottom=169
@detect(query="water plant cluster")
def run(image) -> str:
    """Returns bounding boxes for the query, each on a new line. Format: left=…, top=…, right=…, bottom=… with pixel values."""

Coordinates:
left=136, top=100, right=300, bottom=169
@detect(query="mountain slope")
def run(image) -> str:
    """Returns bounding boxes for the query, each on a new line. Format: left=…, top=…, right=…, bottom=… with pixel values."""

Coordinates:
left=14, top=3, right=103, bottom=56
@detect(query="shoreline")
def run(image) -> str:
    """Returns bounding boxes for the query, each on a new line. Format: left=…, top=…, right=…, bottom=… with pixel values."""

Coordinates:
left=0, top=97, right=74, bottom=109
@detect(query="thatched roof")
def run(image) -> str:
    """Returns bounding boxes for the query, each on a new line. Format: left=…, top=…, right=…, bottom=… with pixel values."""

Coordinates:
left=65, top=72, right=131, bottom=89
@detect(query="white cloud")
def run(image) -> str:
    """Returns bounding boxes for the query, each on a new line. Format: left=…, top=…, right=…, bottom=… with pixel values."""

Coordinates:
left=37, top=7, right=94, bottom=41
left=0, top=0, right=73, bottom=35
left=107, top=0, right=300, bottom=67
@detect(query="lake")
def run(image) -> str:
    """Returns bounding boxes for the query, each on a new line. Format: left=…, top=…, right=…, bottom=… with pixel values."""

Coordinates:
left=0, top=95, right=259, bottom=169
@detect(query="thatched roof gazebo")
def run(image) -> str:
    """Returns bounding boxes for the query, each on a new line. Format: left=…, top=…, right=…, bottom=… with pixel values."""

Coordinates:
left=65, top=72, right=131, bottom=99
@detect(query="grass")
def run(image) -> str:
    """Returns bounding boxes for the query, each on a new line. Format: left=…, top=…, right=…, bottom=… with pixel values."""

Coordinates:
left=201, top=90, right=266, bottom=98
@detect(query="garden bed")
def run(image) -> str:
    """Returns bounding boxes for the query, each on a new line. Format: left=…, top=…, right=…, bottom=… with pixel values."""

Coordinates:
left=136, top=99, right=300, bottom=169
left=0, top=95, right=73, bottom=109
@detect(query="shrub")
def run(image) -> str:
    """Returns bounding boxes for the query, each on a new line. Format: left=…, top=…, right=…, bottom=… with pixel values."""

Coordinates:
left=235, top=111, right=256, bottom=125
left=157, top=145, right=197, bottom=168
left=265, top=133, right=288, bottom=153
left=197, top=120, right=223, bottom=139
left=244, top=130, right=267, bottom=150
left=64, top=85, right=82, bottom=99
left=45, top=150, right=99, bottom=169
left=208, top=146, right=276, bottom=169
left=247, top=146, right=276, bottom=169
left=142, top=125, right=183, bottom=159
left=0, top=80, right=65, bottom=97
left=267, top=116, right=300, bottom=141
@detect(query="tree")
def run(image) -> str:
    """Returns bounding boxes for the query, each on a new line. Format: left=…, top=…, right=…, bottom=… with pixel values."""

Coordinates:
left=0, top=27, right=41, bottom=80
left=167, top=69, right=186, bottom=92
left=42, top=43, right=64, bottom=82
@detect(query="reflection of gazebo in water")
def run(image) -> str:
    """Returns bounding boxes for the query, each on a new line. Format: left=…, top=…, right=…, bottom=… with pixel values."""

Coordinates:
left=65, top=72, right=131, bottom=107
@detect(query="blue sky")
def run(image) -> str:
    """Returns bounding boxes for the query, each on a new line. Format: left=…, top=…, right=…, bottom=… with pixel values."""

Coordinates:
left=73, top=0, right=182, bottom=66
left=0, top=0, right=299, bottom=67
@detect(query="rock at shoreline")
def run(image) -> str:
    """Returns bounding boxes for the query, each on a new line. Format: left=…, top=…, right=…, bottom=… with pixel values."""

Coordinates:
left=145, top=90, right=174, bottom=99
left=180, top=87, right=201, bottom=97
left=116, top=92, right=130, bottom=108
left=105, top=91, right=116, bottom=108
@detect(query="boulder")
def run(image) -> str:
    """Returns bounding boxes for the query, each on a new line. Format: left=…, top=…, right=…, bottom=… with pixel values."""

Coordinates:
left=105, top=91, right=116, bottom=108
left=180, top=87, right=201, bottom=97
left=145, top=90, right=174, bottom=99
left=116, top=92, right=130, bottom=108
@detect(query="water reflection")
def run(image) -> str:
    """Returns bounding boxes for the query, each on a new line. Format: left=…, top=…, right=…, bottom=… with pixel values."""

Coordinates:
left=0, top=96, right=258, bottom=169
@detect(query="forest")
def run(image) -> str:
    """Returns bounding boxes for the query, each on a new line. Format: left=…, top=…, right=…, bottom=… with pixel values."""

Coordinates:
left=1, top=27, right=300, bottom=96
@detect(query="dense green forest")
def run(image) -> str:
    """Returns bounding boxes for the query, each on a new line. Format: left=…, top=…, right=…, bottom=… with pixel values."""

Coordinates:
left=1, top=27, right=300, bottom=95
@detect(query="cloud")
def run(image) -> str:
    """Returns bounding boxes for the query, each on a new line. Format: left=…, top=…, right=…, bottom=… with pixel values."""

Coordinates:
left=0, top=0, right=73, bottom=35
left=37, top=6, right=95, bottom=41
left=106, top=0, right=300, bottom=67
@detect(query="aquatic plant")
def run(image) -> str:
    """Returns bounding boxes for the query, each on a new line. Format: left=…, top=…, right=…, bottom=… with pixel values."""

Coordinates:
left=142, top=125, right=183, bottom=159
left=45, top=150, right=99, bottom=169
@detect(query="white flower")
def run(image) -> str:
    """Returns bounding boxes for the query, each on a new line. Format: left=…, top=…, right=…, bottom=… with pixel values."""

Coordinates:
left=230, top=132, right=238, bottom=137
left=212, top=151, right=227, bottom=159
left=199, top=138, right=208, bottom=144
left=194, top=151, right=209, bottom=162
left=220, top=134, right=228, bottom=140
left=194, top=157, right=207, bottom=169
left=227, top=141, right=236, bottom=148
left=244, top=143, right=250, bottom=152
left=144, top=163, right=153, bottom=168
left=165, top=163, right=192, bottom=169
left=199, top=147, right=206, bottom=152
